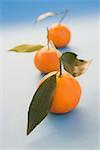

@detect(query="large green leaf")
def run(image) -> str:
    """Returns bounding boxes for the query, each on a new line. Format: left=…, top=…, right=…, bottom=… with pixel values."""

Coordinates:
left=61, top=52, right=92, bottom=77
left=9, top=44, right=44, bottom=52
left=27, top=74, right=56, bottom=135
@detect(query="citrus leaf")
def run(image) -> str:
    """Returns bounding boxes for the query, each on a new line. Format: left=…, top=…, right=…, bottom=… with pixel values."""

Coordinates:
left=61, top=52, right=92, bottom=77
left=9, top=44, right=44, bottom=52
left=27, top=74, right=56, bottom=135
left=34, top=12, right=58, bottom=22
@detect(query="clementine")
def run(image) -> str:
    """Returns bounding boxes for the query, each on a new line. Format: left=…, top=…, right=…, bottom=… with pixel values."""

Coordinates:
left=39, top=71, right=81, bottom=114
left=48, top=24, right=71, bottom=48
left=34, top=47, right=60, bottom=73
left=51, top=72, right=81, bottom=114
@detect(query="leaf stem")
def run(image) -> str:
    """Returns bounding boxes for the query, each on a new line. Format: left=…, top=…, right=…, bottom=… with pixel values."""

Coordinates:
left=59, top=58, right=62, bottom=77
left=47, top=27, right=50, bottom=50
left=58, top=10, right=69, bottom=25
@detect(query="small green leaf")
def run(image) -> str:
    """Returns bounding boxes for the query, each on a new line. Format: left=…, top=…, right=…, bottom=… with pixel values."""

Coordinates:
left=27, top=74, right=56, bottom=135
left=9, top=44, right=44, bottom=52
left=34, top=10, right=69, bottom=23
left=61, top=52, right=92, bottom=77
left=34, top=12, right=58, bottom=23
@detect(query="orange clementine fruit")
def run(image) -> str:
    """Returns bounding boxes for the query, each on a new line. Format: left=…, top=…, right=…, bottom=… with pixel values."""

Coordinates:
left=34, top=47, right=60, bottom=73
left=50, top=72, right=81, bottom=114
left=39, top=71, right=81, bottom=114
left=48, top=24, right=71, bottom=48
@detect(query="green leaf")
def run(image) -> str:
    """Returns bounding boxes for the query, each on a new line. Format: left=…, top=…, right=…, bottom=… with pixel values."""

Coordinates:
left=27, top=74, right=56, bottom=135
left=9, top=44, right=44, bottom=52
left=34, top=12, right=58, bottom=23
left=34, top=10, right=69, bottom=23
left=61, top=52, right=92, bottom=77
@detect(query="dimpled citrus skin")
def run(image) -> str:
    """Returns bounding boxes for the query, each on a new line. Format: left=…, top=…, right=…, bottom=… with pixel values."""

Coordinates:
left=50, top=72, right=81, bottom=114
left=34, top=47, right=59, bottom=73
left=48, top=24, right=71, bottom=48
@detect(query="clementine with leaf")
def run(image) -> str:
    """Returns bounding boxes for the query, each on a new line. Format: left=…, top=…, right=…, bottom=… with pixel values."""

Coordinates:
left=34, top=10, right=71, bottom=48
left=27, top=71, right=81, bottom=134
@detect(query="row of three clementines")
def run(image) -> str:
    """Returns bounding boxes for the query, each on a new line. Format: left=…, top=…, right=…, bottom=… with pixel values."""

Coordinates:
left=9, top=10, right=91, bottom=135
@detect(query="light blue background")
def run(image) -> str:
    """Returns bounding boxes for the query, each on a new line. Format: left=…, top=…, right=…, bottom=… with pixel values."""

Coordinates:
left=0, top=0, right=100, bottom=150
left=0, top=0, right=99, bottom=25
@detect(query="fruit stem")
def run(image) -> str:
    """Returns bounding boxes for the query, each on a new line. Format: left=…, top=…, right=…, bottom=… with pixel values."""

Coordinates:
left=58, top=10, right=69, bottom=25
left=47, top=27, right=50, bottom=50
left=59, top=58, right=62, bottom=77
left=50, top=40, right=56, bottom=51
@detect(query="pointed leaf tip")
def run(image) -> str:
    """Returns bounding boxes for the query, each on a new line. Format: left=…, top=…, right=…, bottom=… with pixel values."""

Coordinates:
left=27, top=74, right=56, bottom=135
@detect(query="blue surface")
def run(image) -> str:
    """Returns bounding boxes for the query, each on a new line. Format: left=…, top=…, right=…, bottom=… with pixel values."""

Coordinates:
left=0, top=0, right=100, bottom=150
